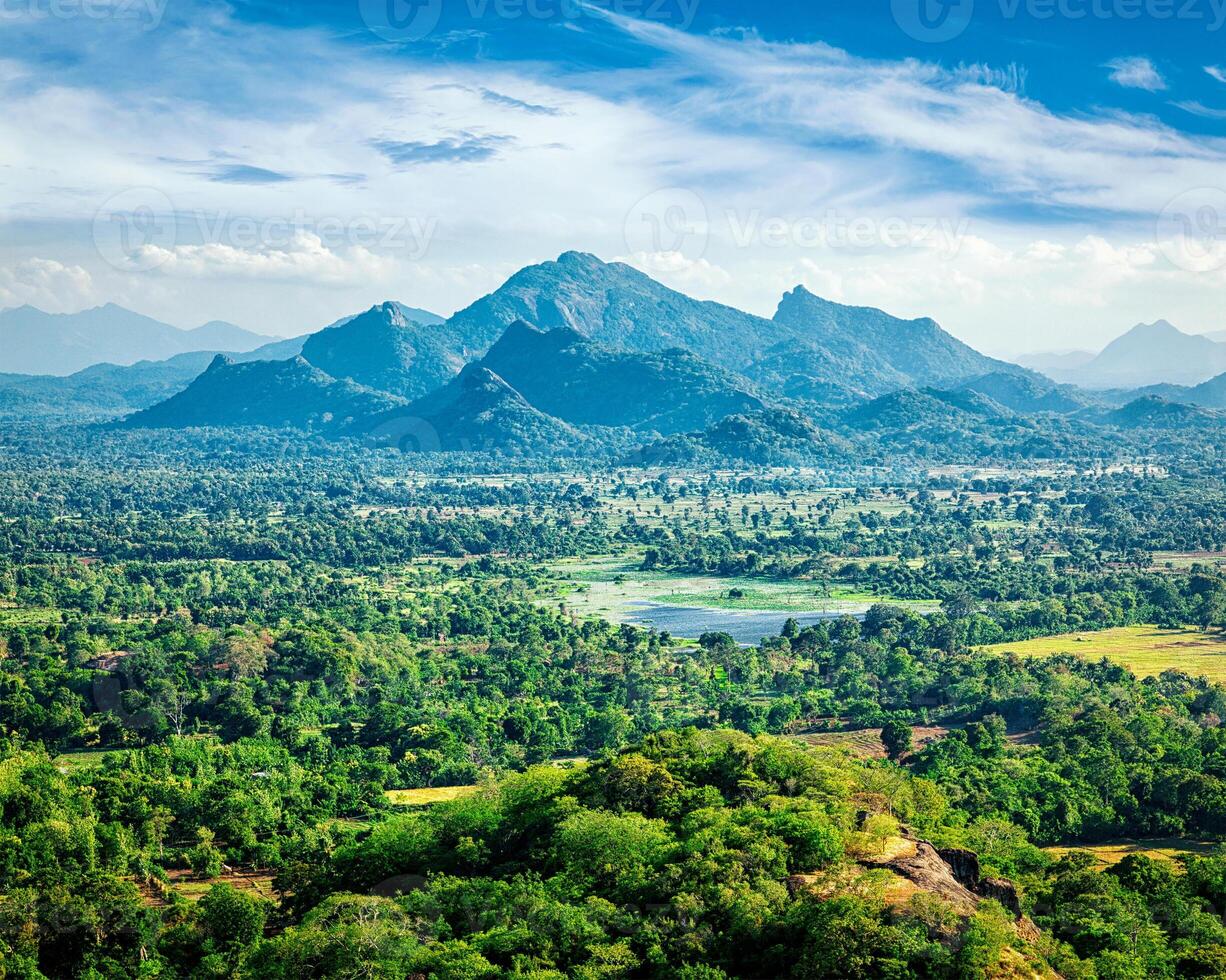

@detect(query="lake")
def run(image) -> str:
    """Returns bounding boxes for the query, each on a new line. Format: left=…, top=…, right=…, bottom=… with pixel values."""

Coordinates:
left=623, top=601, right=859, bottom=645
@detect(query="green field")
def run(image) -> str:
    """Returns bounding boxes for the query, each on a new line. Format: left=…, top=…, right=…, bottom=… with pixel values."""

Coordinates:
left=985, top=626, right=1226, bottom=682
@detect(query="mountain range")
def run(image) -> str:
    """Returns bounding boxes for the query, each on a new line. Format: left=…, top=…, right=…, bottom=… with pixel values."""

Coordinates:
left=8, top=251, right=1226, bottom=461
left=0, top=304, right=276, bottom=375
left=116, top=252, right=1030, bottom=456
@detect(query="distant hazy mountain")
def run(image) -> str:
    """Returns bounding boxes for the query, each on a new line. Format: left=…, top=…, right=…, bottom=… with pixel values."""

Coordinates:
left=1027, top=321, right=1226, bottom=388
left=243, top=335, right=308, bottom=361
left=1183, top=373, right=1226, bottom=409
left=0, top=333, right=311, bottom=421
left=0, top=352, right=218, bottom=421
left=1084, top=321, right=1226, bottom=387
left=187, top=320, right=269, bottom=351
left=477, top=320, right=764, bottom=433
left=0, top=304, right=274, bottom=375
left=1014, top=350, right=1096, bottom=376
left=362, top=364, right=587, bottom=454
left=300, top=302, right=470, bottom=400
left=1118, top=370, right=1226, bottom=411
left=122, top=355, right=405, bottom=432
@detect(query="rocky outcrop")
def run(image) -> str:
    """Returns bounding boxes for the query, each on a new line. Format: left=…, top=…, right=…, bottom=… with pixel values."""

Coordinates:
left=870, top=839, right=980, bottom=913
left=936, top=846, right=1025, bottom=919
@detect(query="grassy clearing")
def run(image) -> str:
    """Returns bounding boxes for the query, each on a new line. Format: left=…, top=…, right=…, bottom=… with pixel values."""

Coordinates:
left=385, top=786, right=478, bottom=807
left=1043, top=839, right=1221, bottom=870
left=983, top=626, right=1226, bottom=682
left=791, top=726, right=952, bottom=759
left=1152, top=551, right=1226, bottom=570
left=162, top=869, right=279, bottom=903
left=54, top=749, right=124, bottom=770
left=323, top=817, right=374, bottom=832
left=546, top=555, right=935, bottom=622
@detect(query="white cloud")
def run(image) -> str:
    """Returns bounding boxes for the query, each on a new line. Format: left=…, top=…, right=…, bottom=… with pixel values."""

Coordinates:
left=1023, top=241, right=1065, bottom=262
left=1105, top=57, right=1166, bottom=92
left=615, top=251, right=734, bottom=294
left=1175, top=101, right=1226, bottom=120
left=1206, top=65, right=1226, bottom=84
left=0, top=259, right=95, bottom=312
left=134, top=233, right=398, bottom=285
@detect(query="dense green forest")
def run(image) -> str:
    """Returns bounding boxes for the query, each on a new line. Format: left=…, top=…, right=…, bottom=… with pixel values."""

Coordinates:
left=6, top=427, right=1226, bottom=977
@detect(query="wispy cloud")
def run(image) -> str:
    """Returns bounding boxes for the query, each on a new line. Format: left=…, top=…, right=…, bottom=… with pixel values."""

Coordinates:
left=1173, top=100, right=1226, bottom=120
left=205, top=164, right=295, bottom=184
left=1105, top=56, right=1166, bottom=92
left=479, top=88, right=562, bottom=115
left=952, top=63, right=1028, bottom=94
left=1206, top=65, right=1226, bottom=84
left=370, top=134, right=515, bottom=166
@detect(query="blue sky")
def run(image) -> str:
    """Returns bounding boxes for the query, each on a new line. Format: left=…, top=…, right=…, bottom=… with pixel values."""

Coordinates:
left=3, top=0, right=1226, bottom=353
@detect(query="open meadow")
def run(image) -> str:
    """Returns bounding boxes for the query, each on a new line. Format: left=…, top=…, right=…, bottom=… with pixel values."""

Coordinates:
left=984, top=625, right=1226, bottom=682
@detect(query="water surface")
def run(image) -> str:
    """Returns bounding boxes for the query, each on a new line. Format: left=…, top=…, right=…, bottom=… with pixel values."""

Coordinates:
left=623, top=601, right=860, bottom=645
